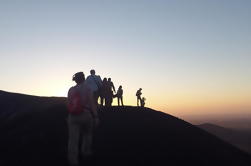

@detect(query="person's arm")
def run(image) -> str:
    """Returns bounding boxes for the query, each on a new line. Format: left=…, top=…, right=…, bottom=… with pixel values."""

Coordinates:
left=68, top=87, right=82, bottom=113
left=97, top=76, right=103, bottom=87
left=112, top=83, right=116, bottom=92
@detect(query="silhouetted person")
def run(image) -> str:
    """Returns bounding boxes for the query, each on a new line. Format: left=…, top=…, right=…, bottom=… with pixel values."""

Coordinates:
left=67, top=72, right=99, bottom=166
left=85, top=69, right=102, bottom=106
left=141, top=97, right=146, bottom=107
left=106, top=78, right=116, bottom=106
left=100, top=78, right=108, bottom=106
left=136, top=88, right=142, bottom=106
left=116, top=85, right=124, bottom=106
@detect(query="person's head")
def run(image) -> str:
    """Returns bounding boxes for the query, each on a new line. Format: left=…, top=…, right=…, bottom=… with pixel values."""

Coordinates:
left=139, top=88, right=142, bottom=91
left=103, top=77, right=107, bottom=82
left=119, top=85, right=122, bottom=89
left=108, top=78, right=111, bottom=82
left=90, top=69, right=95, bottom=75
left=72, top=72, right=85, bottom=85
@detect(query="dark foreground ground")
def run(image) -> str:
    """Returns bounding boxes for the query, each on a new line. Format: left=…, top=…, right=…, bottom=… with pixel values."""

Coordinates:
left=0, top=90, right=251, bottom=166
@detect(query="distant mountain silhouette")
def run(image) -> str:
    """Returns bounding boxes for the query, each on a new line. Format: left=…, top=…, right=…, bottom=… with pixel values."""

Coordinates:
left=192, top=116, right=251, bottom=130
left=0, top=90, right=251, bottom=166
left=198, top=123, right=251, bottom=154
left=214, top=119, right=251, bottom=130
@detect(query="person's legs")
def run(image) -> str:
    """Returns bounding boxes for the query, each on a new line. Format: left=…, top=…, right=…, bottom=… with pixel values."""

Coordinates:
left=107, top=92, right=112, bottom=106
left=110, top=94, right=113, bottom=106
left=121, top=97, right=124, bottom=106
left=104, top=92, right=108, bottom=106
left=81, top=132, right=93, bottom=156
left=105, top=96, right=108, bottom=106
left=93, top=91, right=99, bottom=106
left=118, top=97, right=120, bottom=106
left=68, top=121, right=80, bottom=165
left=140, top=98, right=144, bottom=107
left=100, top=96, right=104, bottom=106
left=81, top=117, right=94, bottom=157
left=109, top=97, right=112, bottom=106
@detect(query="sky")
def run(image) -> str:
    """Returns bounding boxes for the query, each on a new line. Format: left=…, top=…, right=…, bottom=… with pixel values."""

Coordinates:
left=0, top=0, right=251, bottom=119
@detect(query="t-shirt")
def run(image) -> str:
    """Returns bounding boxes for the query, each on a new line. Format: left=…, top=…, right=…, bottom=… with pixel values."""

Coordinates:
left=117, top=89, right=123, bottom=97
left=85, top=75, right=102, bottom=92
left=68, top=83, right=93, bottom=114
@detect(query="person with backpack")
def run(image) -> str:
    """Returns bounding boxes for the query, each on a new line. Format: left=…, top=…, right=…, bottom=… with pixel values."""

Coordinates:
left=116, top=85, right=124, bottom=106
left=136, top=88, right=142, bottom=106
left=85, top=69, right=102, bottom=106
left=67, top=72, right=99, bottom=166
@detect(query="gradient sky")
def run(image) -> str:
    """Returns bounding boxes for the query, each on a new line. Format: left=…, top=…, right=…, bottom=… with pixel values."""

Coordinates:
left=1, top=0, right=251, bottom=119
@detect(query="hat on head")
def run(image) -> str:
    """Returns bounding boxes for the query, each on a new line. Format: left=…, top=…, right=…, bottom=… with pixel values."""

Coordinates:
left=72, top=72, right=85, bottom=81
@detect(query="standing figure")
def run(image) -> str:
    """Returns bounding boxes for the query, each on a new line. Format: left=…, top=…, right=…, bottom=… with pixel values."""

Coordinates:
left=100, top=78, right=108, bottom=106
left=136, top=88, right=142, bottom=106
left=67, top=72, right=99, bottom=166
left=116, top=85, right=124, bottom=106
left=141, top=97, right=146, bottom=107
left=85, top=69, right=102, bottom=105
left=106, top=78, right=116, bottom=106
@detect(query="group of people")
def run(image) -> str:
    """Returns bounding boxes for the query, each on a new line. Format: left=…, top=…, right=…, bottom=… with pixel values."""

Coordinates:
left=84, top=69, right=146, bottom=107
left=67, top=70, right=146, bottom=166
left=136, top=88, right=146, bottom=107
left=85, top=69, right=124, bottom=107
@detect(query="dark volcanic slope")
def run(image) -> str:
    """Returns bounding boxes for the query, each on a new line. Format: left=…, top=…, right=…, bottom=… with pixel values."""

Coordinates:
left=0, top=90, right=251, bottom=166
left=0, top=90, right=66, bottom=124
left=198, top=123, right=251, bottom=154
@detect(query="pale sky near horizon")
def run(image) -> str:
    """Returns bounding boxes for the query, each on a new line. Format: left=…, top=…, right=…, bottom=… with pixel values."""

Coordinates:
left=1, top=0, right=251, bottom=119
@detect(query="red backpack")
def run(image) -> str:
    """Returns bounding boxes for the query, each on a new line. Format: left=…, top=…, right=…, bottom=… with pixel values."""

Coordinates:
left=68, top=91, right=83, bottom=114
